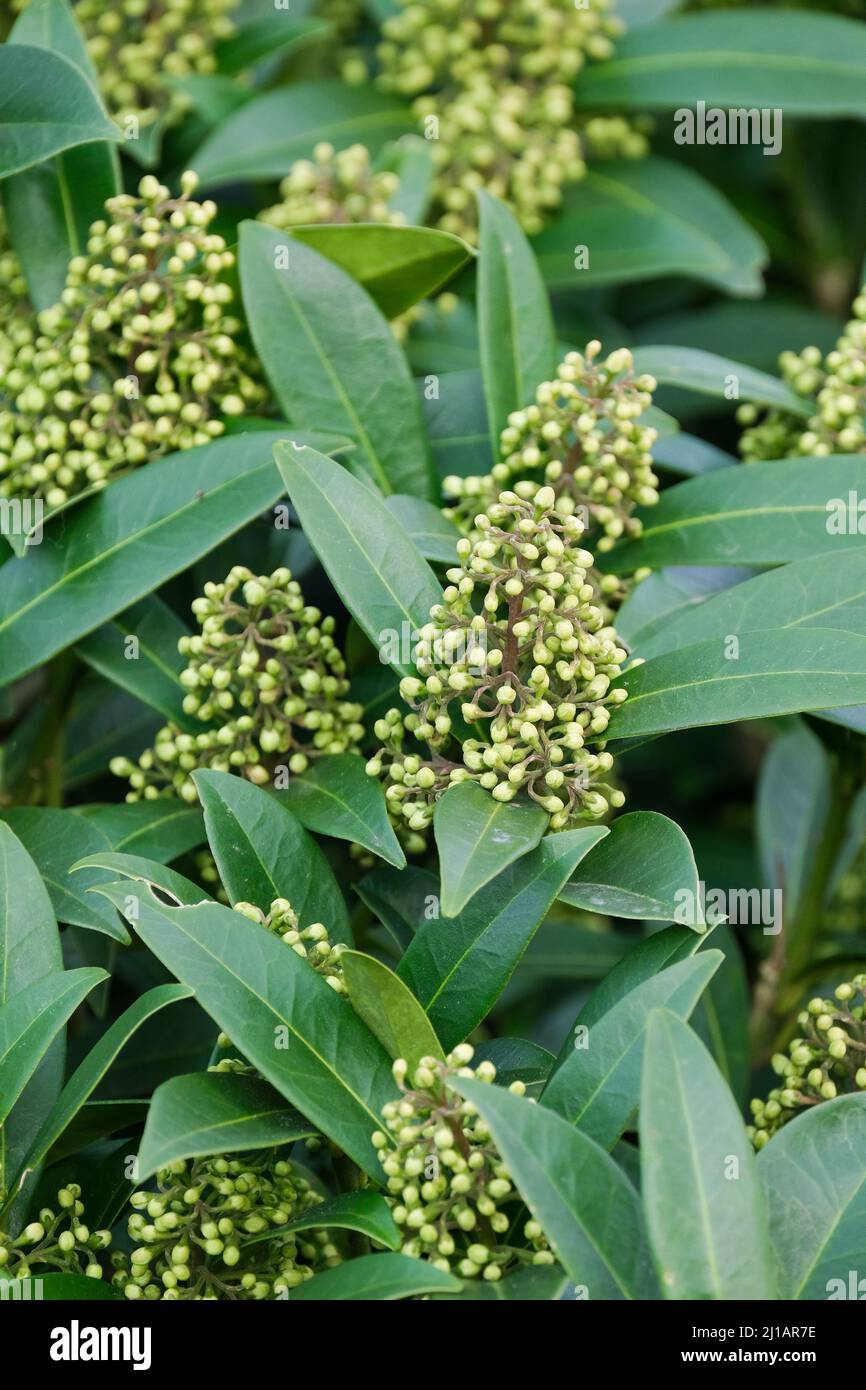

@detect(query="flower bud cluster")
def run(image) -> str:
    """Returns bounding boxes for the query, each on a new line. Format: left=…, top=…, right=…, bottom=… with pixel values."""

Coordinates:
left=749, top=977, right=866, bottom=1147
left=376, top=0, right=647, bottom=240
left=111, top=566, right=364, bottom=803
left=234, top=898, right=346, bottom=993
left=444, top=345, right=659, bottom=561
left=0, top=1186, right=110, bottom=1281
left=739, top=287, right=866, bottom=461
left=0, top=172, right=265, bottom=505
left=68, top=0, right=239, bottom=133
left=373, top=1045, right=552, bottom=1279
left=112, top=1152, right=332, bottom=1300
left=261, top=142, right=404, bottom=230
left=367, top=483, right=628, bottom=844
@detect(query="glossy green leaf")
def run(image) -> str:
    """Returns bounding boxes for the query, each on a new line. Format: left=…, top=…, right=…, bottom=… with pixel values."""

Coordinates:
left=1, top=809, right=129, bottom=942
left=136, top=1072, right=316, bottom=1180
left=434, top=782, right=548, bottom=918
left=609, top=629, right=866, bottom=740
left=559, top=812, right=707, bottom=926
left=617, top=566, right=751, bottom=653
left=454, top=1078, right=659, bottom=1299
left=383, top=495, right=460, bottom=565
left=193, top=769, right=351, bottom=938
left=193, top=80, right=413, bottom=187
left=287, top=224, right=472, bottom=319
left=574, top=9, right=866, bottom=116
left=630, top=551, right=866, bottom=664
left=241, top=223, right=434, bottom=497
left=276, top=441, right=442, bottom=681
left=399, top=828, right=607, bottom=1050
left=477, top=190, right=557, bottom=445
left=279, top=754, right=404, bottom=870
left=0, top=968, right=107, bottom=1126
left=288, top=1252, right=461, bottom=1300
left=532, top=159, right=765, bottom=296
left=46, top=1099, right=148, bottom=1165
left=0, top=430, right=293, bottom=687
left=631, top=346, right=811, bottom=416
left=77, top=801, right=205, bottom=864
left=7, top=984, right=191, bottom=1206
left=76, top=596, right=195, bottom=728
left=759, top=1095, right=866, bottom=1299
left=0, top=823, right=62, bottom=1194
left=541, top=953, right=722, bottom=1149
left=757, top=723, right=832, bottom=923
left=0, top=44, right=118, bottom=178
left=640, top=1009, right=776, bottom=1300
left=341, top=950, right=444, bottom=1069
left=95, top=885, right=396, bottom=1179
left=71, top=851, right=209, bottom=907
left=471, top=1038, right=555, bottom=1096
left=216, top=14, right=331, bottom=74
left=603, top=457, right=866, bottom=573
left=249, top=1190, right=400, bottom=1252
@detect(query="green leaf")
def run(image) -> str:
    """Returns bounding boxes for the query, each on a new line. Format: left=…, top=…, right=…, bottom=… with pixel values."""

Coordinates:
left=435, top=1263, right=570, bottom=1301
left=0, top=44, right=119, bottom=178
left=279, top=754, right=405, bottom=870
left=631, top=347, right=811, bottom=417
left=434, top=782, right=548, bottom=918
left=354, top=864, right=438, bottom=953
left=603, top=457, right=866, bottom=573
left=216, top=14, right=331, bottom=74
left=288, top=1252, right=461, bottom=1300
left=476, top=190, right=557, bottom=446
left=573, top=9, right=866, bottom=116
left=0, top=1273, right=122, bottom=1300
left=7, top=984, right=190, bottom=1207
left=609, top=629, right=866, bottom=740
left=757, top=724, right=833, bottom=922
left=70, top=851, right=208, bottom=907
left=0, top=823, right=62, bottom=1194
left=240, top=223, right=434, bottom=497
left=759, top=1095, right=866, bottom=1300
left=689, top=930, right=750, bottom=1109
left=399, top=828, right=607, bottom=1050
left=275, top=440, right=441, bottom=681
left=640, top=1009, right=776, bottom=1300
left=75, top=596, right=195, bottom=729
left=532, top=159, right=765, bottom=296
left=76, top=801, right=205, bottom=864
left=617, top=566, right=751, bottom=653
left=248, top=1191, right=400, bottom=1252
left=193, top=80, right=413, bottom=187
left=287, top=224, right=472, bottom=319
left=95, top=885, right=396, bottom=1179
left=453, top=1078, right=659, bottom=1299
left=628, top=551, right=866, bottom=663
left=0, top=430, right=293, bottom=687
left=383, top=495, right=460, bottom=565
left=1, top=808, right=129, bottom=942
left=376, top=135, right=434, bottom=225
left=559, top=812, right=707, bottom=926
left=341, top=950, right=444, bottom=1070
left=0, top=968, right=107, bottom=1126
left=46, top=1099, right=148, bottom=1165
left=471, top=1039, right=555, bottom=1093
left=193, top=770, right=351, bottom=938
left=136, top=1072, right=316, bottom=1180
left=541, top=953, right=722, bottom=1149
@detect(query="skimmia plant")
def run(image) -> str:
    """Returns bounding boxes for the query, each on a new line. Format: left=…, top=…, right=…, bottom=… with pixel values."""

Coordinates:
left=1, top=0, right=866, bottom=1315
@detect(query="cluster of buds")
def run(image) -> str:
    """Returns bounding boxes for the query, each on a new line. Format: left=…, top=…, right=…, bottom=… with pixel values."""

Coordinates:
left=233, top=898, right=346, bottom=993
left=0, top=206, right=33, bottom=382
left=111, top=1152, right=332, bottom=1300
left=373, top=1045, right=552, bottom=1279
left=749, top=977, right=866, bottom=1148
left=0, top=172, right=265, bottom=505
left=260, top=143, right=404, bottom=229
left=739, top=286, right=866, bottom=461
left=367, top=483, right=628, bottom=847
left=444, top=345, right=659, bottom=566
left=111, top=566, right=364, bottom=803
left=62, top=0, right=239, bottom=133
left=376, top=0, right=647, bottom=239
left=0, top=1186, right=110, bottom=1280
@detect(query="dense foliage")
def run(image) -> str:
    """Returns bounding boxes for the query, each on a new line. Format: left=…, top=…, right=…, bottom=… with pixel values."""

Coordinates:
left=1, top=0, right=866, bottom=1307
